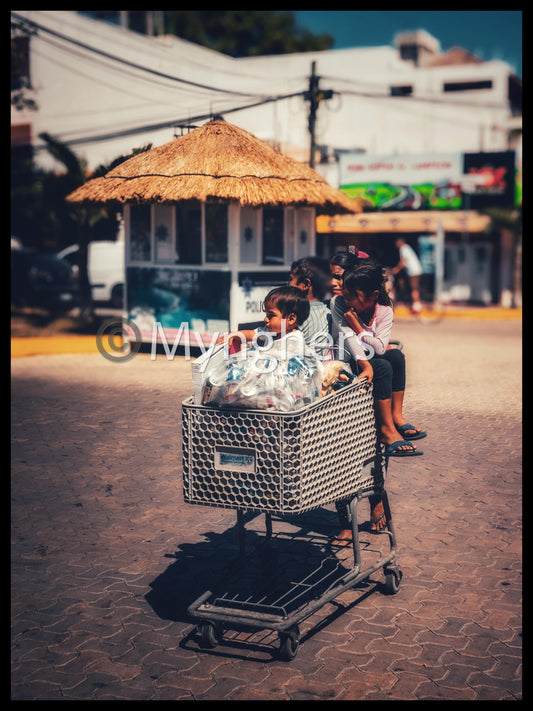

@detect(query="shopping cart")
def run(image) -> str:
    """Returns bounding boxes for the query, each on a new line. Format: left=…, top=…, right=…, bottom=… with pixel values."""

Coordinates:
left=182, top=377, right=402, bottom=660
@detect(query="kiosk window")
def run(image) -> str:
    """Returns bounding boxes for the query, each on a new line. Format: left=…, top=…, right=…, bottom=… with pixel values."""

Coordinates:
left=205, top=203, right=228, bottom=263
left=154, top=204, right=175, bottom=263
left=262, top=208, right=284, bottom=265
left=176, top=203, right=201, bottom=264
left=240, top=206, right=258, bottom=263
left=129, top=204, right=151, bottom=262
left=295, top=209, right=313, bottom=260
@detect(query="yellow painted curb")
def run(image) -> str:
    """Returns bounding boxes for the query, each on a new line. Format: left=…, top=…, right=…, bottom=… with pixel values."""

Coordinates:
left=11, top=335, right=122, bottom=358
left=394, top=306, right=522, bottom=320
left=11, top=307, right=521, bottom=358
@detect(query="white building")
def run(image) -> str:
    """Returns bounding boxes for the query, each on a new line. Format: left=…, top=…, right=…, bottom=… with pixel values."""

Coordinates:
left=11, top=10, right=522, bottom=306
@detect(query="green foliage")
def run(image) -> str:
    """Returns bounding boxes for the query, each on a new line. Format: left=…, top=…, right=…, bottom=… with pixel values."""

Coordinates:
left=91, top=144, right=153, bottom=178
left=483, top=207, right=521, bottom=234
left=11, top=23, right=37, bottom=112
left=11, top=10, right=330, bottom=249
left=11, top=135, right=153, bottom=251
left=164, top=11, right=333, bottom=57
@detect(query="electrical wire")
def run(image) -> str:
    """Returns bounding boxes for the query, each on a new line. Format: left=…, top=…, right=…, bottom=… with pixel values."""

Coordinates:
left=32, top=92, right=306, bottom=150
left=15, top=13, right=306, bottom=149
left=12, top=12, right=277, bottom=100
left=14, top=12, right=515, bottom=153
left=14, top=11, right=515, bottom=111
left=321, top=75, right=511, bottom=109
left=32, top=24, right=278, bottom=108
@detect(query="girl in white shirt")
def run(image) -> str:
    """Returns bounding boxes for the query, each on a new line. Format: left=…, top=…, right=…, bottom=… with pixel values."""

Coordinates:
left=330, top=262, right=426, bottom=536
left=331, top=263, right=426, bottom=451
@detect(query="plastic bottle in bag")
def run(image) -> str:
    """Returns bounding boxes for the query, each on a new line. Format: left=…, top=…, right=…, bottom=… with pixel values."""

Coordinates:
left=285, top=356, right=321, bottom=409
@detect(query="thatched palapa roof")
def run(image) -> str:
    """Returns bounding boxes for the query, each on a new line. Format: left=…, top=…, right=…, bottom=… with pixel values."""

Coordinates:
left=66, top=119, right=362, bottom=215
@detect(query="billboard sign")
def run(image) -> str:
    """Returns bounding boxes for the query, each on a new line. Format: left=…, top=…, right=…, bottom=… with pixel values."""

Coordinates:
left=339, top=151, right=516, bottom=210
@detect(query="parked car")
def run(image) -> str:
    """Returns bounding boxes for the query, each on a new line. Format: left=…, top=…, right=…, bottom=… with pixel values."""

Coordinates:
left=11, top=248, right=79, bottom=314
left=57, top=241, right=125, bottom=308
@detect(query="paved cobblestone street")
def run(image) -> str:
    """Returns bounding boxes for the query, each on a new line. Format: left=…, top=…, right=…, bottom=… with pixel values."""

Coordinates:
left=11, top=318, right=522, bottom=700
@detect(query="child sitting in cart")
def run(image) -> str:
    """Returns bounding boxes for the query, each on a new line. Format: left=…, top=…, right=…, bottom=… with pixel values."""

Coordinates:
left=331, top=262, right=425, bottom=536
left=330, top=263, right=425, bottom=455
left=223, top=285, right=355, bottom=392
left=288, top=256, right=332, bottom=359
left=209, top=286, right=327, bottom=411
left=221, top=285, right=311, bottom=358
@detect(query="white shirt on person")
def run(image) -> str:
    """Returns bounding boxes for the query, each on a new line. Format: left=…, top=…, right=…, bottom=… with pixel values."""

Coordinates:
left=299, top=301, right=331, bottom=358
left=330, top=295, right=394, bottom=363
left=399, top=243, right=422, bottom=277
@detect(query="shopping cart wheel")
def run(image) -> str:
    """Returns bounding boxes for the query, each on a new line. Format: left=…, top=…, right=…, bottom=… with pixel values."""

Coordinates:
left=383, top=565, right=402, bottom=595
left=199, top=621, right=223, bottom=648
left=278, top=625, right=300, bottom=660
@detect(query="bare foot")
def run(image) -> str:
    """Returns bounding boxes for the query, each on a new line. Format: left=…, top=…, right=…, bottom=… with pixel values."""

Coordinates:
left=336, top=528, right=352, bottom=546
left=370, top=499, right=387, bottom=532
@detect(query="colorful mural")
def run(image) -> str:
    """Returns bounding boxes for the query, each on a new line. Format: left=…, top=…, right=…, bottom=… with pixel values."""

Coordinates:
left=339, top=151, right=517, bottom=211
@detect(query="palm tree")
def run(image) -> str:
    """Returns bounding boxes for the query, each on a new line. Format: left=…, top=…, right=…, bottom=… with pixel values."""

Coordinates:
left=39, top=133, right=95, bottom=320
left=39, top=133, right=151, bottom=322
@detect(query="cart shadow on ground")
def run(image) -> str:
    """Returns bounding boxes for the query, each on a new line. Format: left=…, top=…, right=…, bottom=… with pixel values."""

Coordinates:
left=145, top=506, right=396, bottom=661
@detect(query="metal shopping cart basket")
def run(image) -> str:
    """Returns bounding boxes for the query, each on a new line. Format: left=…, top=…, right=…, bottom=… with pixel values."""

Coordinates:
left=182, top=377, right=402, bottom=660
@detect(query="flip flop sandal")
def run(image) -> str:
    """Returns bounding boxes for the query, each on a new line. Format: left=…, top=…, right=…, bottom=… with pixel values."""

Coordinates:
left=385, top=439, right=423, bottom=457
left=396, top=423, right=427, bottom=441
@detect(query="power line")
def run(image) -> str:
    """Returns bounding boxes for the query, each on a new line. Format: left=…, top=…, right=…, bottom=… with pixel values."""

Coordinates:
left=32, top=34, right=223, bottom=103
left=14, top=12, right=515, bottom=113
left=32, top=92, right=306, bottom=151
left=15, top=12, right=516, bottom=158
left=32, top=23, right=275, bottom=107
left=11, top=12, right=272, bottom=100
left=340, top=88, right=509, bottom=110
left=320, top=75, right=512, bottom=110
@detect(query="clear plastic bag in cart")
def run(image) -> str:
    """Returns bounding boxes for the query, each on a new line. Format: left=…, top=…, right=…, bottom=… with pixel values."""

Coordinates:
left=200, top=353, right=247, bottom=406
left=200, top=348, right=322, bottom=412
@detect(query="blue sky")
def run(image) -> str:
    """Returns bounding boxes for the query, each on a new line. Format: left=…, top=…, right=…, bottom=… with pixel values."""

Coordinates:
left=293, top=11, right=522, bottom=78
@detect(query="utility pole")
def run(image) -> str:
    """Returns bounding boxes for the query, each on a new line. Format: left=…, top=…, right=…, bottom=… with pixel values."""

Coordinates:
left=304, top=61, right=333, bottom=169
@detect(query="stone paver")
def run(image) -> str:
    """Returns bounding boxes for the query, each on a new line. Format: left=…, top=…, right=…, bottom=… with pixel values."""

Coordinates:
left=11, top=319, right=522, bottom=700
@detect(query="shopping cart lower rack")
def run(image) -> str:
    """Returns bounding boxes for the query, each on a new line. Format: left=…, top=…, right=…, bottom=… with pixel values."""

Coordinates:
left=181, top=377, right=402, bottom=660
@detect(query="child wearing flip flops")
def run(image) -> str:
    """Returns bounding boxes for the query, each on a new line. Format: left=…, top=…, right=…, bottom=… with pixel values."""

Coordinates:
left=330, top=262, right=426, bottom=537
left=330, top=262, right=426, bottom=457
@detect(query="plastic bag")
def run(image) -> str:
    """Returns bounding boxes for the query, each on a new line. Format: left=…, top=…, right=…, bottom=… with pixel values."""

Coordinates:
left=200, top=353, right=247, bottom=406
left=200, top=347, right=322, bottom=412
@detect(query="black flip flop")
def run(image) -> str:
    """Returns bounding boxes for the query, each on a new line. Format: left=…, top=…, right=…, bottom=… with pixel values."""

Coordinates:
left=385, top=439, right=423, bottom=457
left=396, top=423, right=427, bottom=441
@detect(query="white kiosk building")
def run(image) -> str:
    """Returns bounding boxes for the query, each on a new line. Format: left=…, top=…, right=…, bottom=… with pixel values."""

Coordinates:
left=67, top=119, right=361, bottom=343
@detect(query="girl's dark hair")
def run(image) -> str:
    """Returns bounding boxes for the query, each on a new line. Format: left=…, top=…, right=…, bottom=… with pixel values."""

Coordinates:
left=290, top=256, right=330, bottom=301
left=342, top=262, right=392, bottom=306
left=330, top=251, right=365, bottom=272
left=263, top=285, right=310, bottom=325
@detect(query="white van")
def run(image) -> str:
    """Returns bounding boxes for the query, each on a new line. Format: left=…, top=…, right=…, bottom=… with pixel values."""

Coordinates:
left=57, top=240, right=125, bottom=308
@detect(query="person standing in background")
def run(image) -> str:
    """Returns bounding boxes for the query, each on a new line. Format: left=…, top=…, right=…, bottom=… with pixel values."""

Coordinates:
left=391, top=237, right=423, bottom=314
